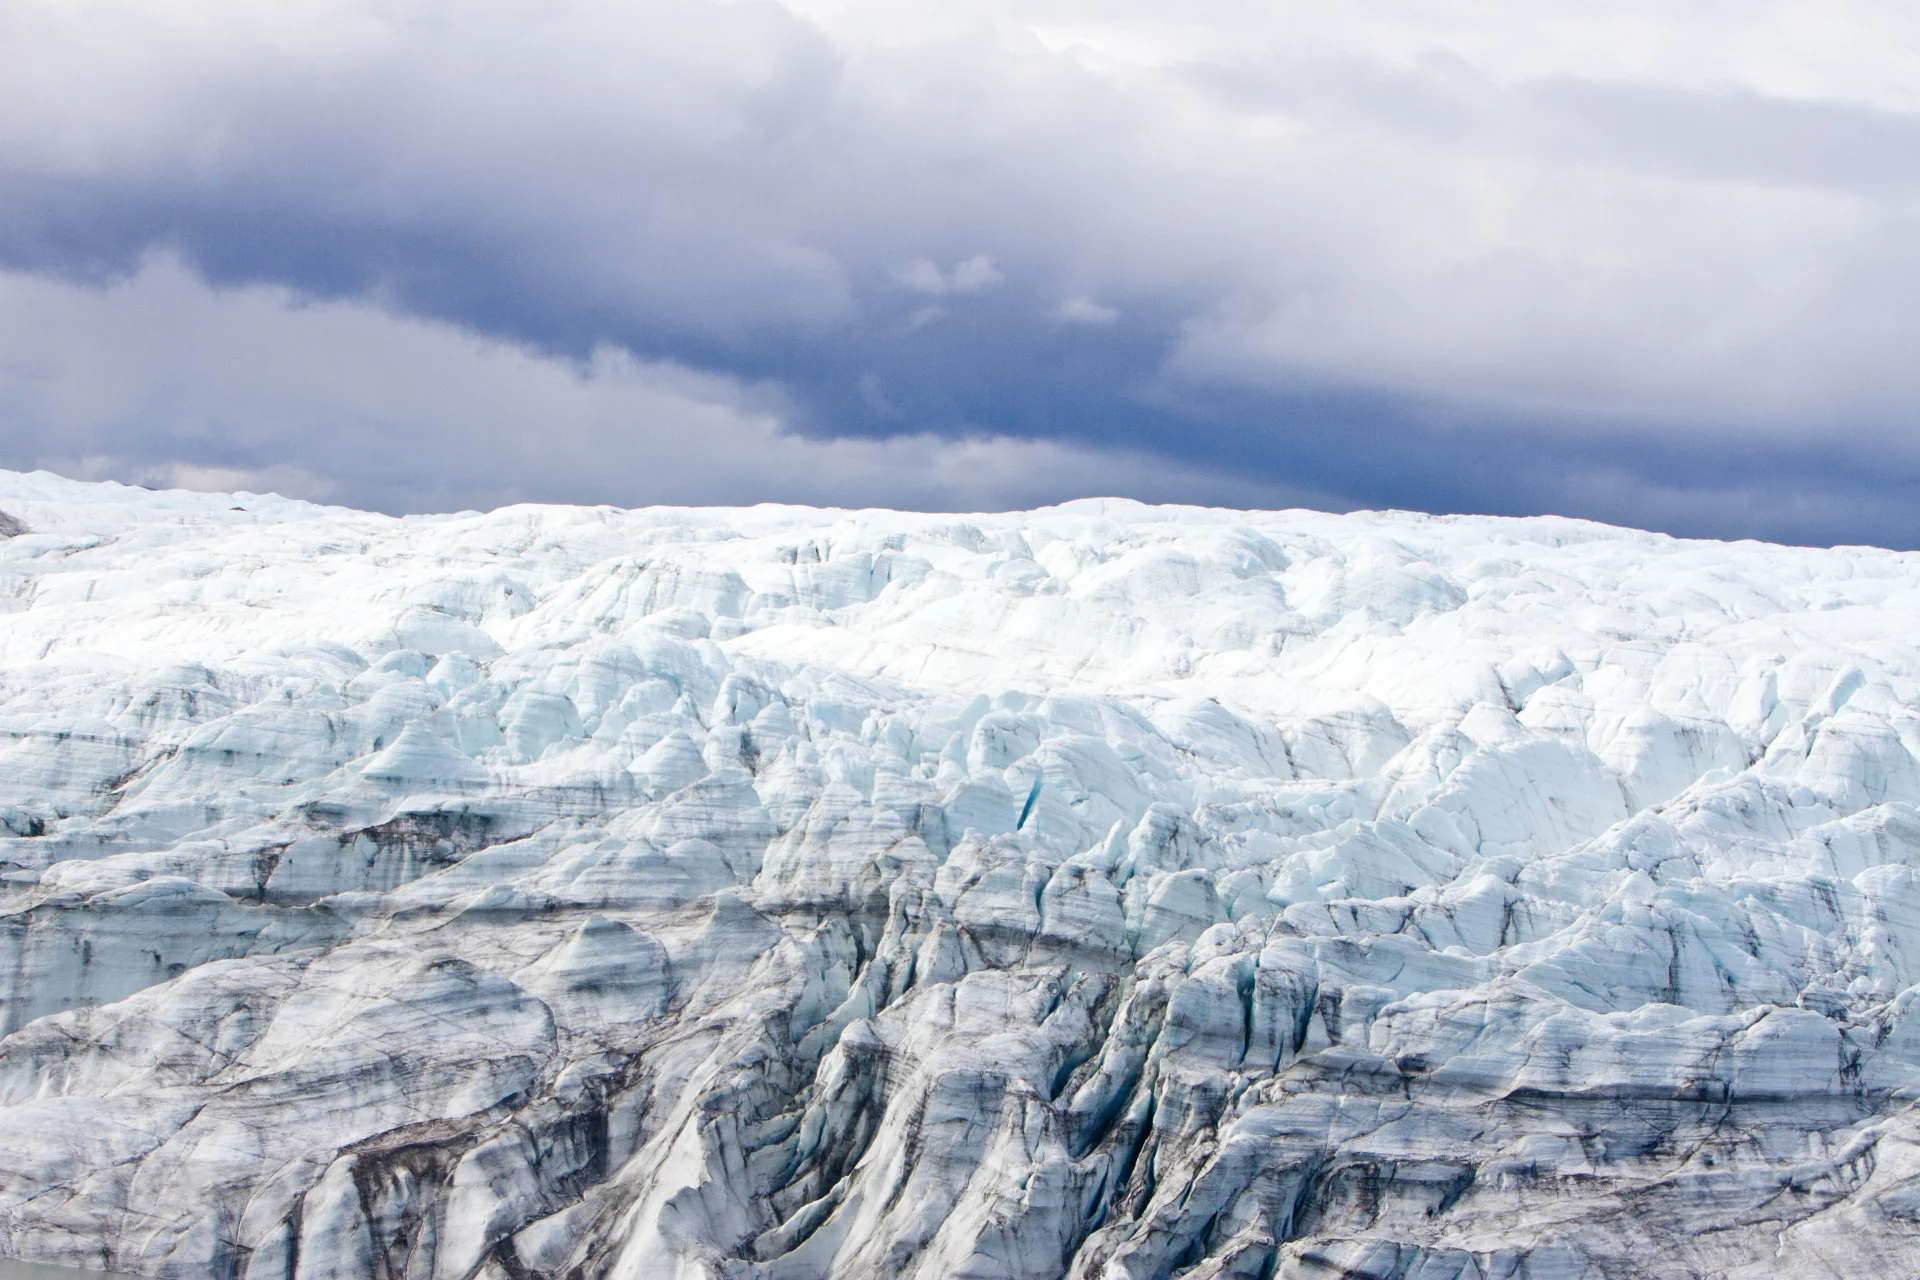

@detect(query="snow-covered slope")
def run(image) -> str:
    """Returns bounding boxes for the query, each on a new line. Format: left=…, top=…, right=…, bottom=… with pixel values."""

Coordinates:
left=2, top=469, right=1919, bottom=1279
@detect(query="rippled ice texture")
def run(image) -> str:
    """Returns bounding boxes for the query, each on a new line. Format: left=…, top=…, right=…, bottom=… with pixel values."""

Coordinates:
left=2, top=470, right=1919, bottom=1279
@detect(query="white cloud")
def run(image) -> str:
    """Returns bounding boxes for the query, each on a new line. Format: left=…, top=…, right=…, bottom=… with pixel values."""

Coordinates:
left=1058, top=297, right=1119, bottom=325
left=894, top=260, right=950, bottom=295
left=0, top=257, right=1312, bottom=515
left=894, top=255, right=1004, bottom=296
left=946, top=255, right=1005, bottom=294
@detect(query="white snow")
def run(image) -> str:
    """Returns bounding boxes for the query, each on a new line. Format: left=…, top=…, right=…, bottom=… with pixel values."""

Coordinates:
left=1, top=469, right=1919, bottom=1277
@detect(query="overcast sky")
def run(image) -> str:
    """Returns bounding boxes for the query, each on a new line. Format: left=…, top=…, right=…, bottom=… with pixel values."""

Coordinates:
left=4, top=1, right=1919, bottom=545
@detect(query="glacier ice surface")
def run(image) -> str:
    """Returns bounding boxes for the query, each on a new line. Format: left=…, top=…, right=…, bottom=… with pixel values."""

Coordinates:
left=1, top=470, right=1920, bottom=1277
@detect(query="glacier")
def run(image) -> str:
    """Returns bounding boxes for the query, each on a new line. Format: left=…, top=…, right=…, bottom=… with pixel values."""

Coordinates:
left=1, top=469, right=1919, bottom=1278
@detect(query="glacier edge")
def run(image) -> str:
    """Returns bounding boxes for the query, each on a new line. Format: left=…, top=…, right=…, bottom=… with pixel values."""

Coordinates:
left=0, top=471, right=1916, bottom=1277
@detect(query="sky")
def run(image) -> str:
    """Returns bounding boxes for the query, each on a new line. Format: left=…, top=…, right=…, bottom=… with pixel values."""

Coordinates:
left=4, top=1, right=1920, bottom=545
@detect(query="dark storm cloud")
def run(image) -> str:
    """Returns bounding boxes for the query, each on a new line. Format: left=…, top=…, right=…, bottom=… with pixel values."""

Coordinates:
left=2, top=1, right=1919, bottom=545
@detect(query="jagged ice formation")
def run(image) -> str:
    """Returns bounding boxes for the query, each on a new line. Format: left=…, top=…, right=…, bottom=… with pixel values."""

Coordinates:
left=1, top=470, right=1919, bottom=1279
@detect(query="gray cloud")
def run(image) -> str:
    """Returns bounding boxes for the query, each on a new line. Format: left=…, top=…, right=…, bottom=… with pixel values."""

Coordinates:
left=1, top=1, right=1918, bottom=541
left=0, top=257, right=1320, bottom=515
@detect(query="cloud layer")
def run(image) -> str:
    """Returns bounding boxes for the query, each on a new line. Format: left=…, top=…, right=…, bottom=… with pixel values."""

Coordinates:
left=3, top=1, right=1919, bottom=542
left=0, top=257, right=1316, bottom=514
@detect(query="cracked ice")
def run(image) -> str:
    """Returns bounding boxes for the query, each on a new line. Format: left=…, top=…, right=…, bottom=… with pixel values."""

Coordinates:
left=1, top=470, right=1919, bottom=1278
